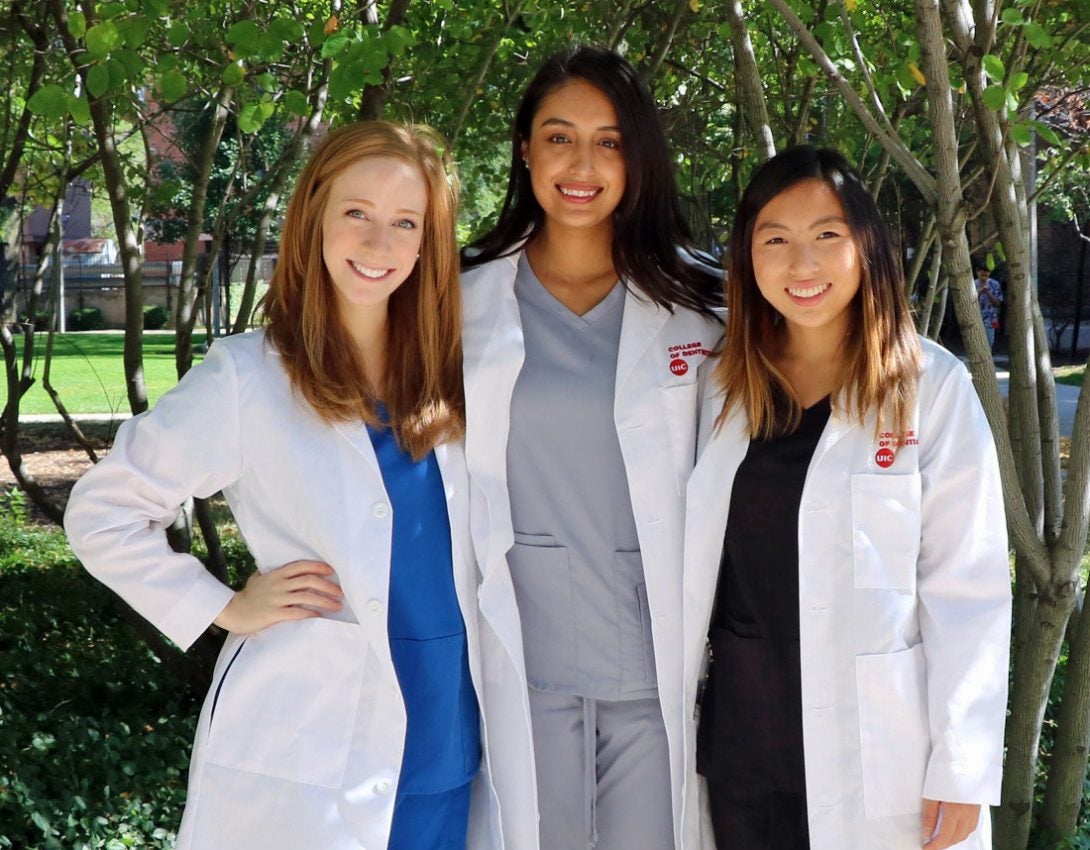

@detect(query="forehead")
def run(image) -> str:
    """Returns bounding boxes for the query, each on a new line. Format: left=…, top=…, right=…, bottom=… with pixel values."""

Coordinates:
left=754, top=178, right=847, bottom=227
left=325, top=156, right=426, bottom=204
left=533, top=78, right=619, bottom=127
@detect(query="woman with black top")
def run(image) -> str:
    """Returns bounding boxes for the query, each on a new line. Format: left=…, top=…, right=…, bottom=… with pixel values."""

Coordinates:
left=680, top=147, right=1010, bottom=850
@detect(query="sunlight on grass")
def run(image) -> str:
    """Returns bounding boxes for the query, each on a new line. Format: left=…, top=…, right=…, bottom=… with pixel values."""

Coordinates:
left=1055, top=364, right=1085, bottom=388
left=9, top=332, right=205, bottom=416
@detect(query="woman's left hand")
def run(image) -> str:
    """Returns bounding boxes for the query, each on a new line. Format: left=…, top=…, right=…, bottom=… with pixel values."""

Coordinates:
left=921, top=799, right=980, bottom=849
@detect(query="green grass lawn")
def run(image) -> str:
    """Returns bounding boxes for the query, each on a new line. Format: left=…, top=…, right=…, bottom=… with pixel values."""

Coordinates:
left=9, top=332, right=205, bottom=416
left=1055, top=364, right=1086, bottom=388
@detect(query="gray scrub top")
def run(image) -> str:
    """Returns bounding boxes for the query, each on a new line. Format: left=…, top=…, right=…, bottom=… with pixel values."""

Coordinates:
left=506, top=255, right=657, bottom=701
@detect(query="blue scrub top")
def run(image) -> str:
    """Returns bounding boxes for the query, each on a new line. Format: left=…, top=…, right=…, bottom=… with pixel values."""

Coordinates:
left=367, top=412, right=481, bottom=797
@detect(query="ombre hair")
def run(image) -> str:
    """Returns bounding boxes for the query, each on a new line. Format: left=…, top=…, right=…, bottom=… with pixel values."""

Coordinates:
left=715, top=146, right=920, bottom=439
left=263, top=121, right=463, bottom=459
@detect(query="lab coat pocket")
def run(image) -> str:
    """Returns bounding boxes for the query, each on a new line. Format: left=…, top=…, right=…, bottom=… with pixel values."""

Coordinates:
left=851, top=473, right=922, bottom=592
left=661, top=381, right=700, bottom=492
left=204, top=616, right=367, bottom=789
left=614, top=551, right=656, bottom=687
left=506, top=538, right=576, bottom=689
left=855, top=642, right=929, bottom=818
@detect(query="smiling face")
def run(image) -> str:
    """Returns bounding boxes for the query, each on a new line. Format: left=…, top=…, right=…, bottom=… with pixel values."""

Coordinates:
left=521, top=78, right=625, bottom=240
left=750, top=178, right=862, bottom=346
left=320, top=155, right=426, bottom=324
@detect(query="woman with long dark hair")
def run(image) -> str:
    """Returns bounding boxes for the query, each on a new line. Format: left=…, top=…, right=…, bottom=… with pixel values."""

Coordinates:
left=462, top=45, right=722, bottom=850
left=681, top=146, right=1010, bottom=850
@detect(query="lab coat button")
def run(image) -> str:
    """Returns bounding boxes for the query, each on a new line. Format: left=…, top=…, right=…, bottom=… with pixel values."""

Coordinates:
left=366, top=599, right=383, bottom=614
left=374, top=779, right=392, bottom=795
left=371, top=502, right=390, bottom=518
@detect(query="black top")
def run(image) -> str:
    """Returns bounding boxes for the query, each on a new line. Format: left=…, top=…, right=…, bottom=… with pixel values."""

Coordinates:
left=697, top=397, right=831, bottom=847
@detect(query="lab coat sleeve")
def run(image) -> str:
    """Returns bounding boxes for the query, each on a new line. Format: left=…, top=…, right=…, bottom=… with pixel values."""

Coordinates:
left=916, top=357, right=1011, bottom=805
left=64, top=341, right=244, bottom=651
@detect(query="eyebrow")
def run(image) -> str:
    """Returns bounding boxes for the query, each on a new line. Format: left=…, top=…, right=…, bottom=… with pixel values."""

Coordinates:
left=538, top=117, right=622, bottom=133
left=339, top=198, right=422, bottom=216
left=756, top=215, right=848, bottom=232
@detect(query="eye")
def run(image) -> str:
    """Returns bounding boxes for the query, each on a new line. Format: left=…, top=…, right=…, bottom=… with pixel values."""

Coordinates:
left=762, top=236, right=787, bottom=245
left=817, top=230, right=843, bottom=239
left=346, top=209, right=368, bottom=220
left=546, top=133, right=571, bottom=144
left=394, top=219, right=418, bottom=230
left=599, top=138, right=621, bottom=151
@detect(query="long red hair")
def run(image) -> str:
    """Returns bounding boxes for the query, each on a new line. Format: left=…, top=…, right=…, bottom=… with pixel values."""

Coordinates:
left=263, top=121, right=463, bottom=459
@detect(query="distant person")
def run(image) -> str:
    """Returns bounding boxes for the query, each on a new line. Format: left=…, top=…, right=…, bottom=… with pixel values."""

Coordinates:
left=65, top=122, right=504, bottom=850
left=975, top=265, right=1003, bottom=350
left=681, top=146, right=1011, bottom=850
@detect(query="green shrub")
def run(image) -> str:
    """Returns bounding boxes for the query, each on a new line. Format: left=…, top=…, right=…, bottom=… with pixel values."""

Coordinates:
left=143, top=305, right=169, bottom=330
left=0, top=491, right=196, bottom=849
left=68, top=307, right=105, bottom=331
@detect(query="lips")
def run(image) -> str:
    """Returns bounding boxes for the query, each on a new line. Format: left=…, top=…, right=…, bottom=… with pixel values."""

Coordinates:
left=786, top=282, right=831, bottom=300
left=557, top=183, right=602, bottom=203
left=349, top=260, right=392, bottom=280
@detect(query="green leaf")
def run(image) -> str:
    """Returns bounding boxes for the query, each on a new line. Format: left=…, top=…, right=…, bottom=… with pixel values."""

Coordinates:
left=254, top=72, right=276, bottom=92
left=141, top=0, right=170, bottom=15
left=982, top=84, right=1007, bottom=111
left=85, top=22, right=122, bottom=57
left=67, top=11, right=87, bottom=39
left=1031, top=120, right=1062, bottom=147
left=66, top=94, right=91, bottom=126
left=256, top=31, right=285, bottom=62
left=1006, top=89, right=1020, bottom=113
left=26, top=84, right=70, bottom=119
left=982, top=53, right=1005, bottom=82
left=995, top=242, right=1007, bottom=262
left=237, top=103, right=264, bottom=133
left=1010, top=122, right=1032, bottom=145
left=166, top=22, right=188, bottom=48
left=381, top=25, right=415, bottom=55
left=113, top=48, right=143, bottom=80
left=120, top=15, right=150, bottom=48
left=283, top=89, right=309, bottom=116
left=157, top=54, right=178, bottom=72
left=97, top=2, right=126, bottom=20
left=222, top=61, right=245, bottom=85
left=270, top=17, right=305, bottom=43
left=1024, top=22, right=1052, bottom=49
left=308, top=19, right=328, bottom=46
left=159, top=70, right=187, bottom=102
left=105, top=57, right=129, bottom=88
left=321, top=32, right=350, bottom=58
left=87, top=63, right=111, bottom=97
left=1000, top=7, right=1024, bottom=25
left=226, top=20, right=262, bottom=56
left=1010, top=71, right=1029, bottom=92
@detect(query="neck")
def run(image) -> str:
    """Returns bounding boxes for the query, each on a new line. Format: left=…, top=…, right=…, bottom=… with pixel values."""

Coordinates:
left=341, top=304, right=389, bottom=399
left=775, top=320, right=849, bottom=408
left=524, top=222, right=618, bottom=315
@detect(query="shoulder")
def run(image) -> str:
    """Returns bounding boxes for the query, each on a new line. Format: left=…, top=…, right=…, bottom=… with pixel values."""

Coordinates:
left=205, top=329, right=276, bottom=372
left=461, top=252, right=520, bottom=289
left=917, top=336, right=967, bottom=386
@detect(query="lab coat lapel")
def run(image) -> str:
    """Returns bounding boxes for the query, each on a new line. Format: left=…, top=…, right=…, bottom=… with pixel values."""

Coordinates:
left=615, top=288, right=670, bottom=395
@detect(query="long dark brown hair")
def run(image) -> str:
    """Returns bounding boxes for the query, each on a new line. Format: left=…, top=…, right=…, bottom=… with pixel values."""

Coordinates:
left=462, top=45, right=721, bottom=317
left=715, top=146, right=920, bottom=438
left=263, top=121, right=463, bottom=459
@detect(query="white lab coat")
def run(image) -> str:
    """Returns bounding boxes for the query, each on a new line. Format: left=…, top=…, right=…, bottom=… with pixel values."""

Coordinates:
left=461, top=251, right=723, bottom=850
left=64, top=331, right=507, bottom=850
left=679, top=338, right=1011, bottom=850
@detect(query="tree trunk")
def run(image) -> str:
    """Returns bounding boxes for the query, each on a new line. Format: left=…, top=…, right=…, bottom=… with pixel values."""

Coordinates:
left=174, top=86, right=234, bottom=379
left=357, top=0, right=411, bottom=120
left=1070, top=219, right=1088, bottom=360
left=724, top=0, right=775, bottom=161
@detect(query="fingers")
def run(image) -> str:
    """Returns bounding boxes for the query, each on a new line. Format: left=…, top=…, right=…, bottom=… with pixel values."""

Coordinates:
left=922, top=801, right=981, bottom=849
left=275, top=559, right=337, bottom=579
left=921, top=798, right=940, bottom=841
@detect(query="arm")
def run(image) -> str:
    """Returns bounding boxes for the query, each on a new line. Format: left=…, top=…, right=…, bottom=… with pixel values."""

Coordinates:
left=915, top=358, right=1011, bottom=809
left=64, top=341, right=340, bottom=649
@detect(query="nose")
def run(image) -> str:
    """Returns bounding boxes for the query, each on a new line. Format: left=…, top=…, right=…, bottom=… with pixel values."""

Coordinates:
left=359, top=224, right=391, bottom=254
left=788, top=241, right=819, bottom=277
left=569, top=139, right=594, bottom=174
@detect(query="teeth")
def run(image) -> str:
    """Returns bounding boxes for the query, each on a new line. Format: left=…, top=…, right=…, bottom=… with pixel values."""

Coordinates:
left=351, top=261, right=388, bottom=279
left=559, top=187, right=598, bottom=198
left=788, top=283, right=830, bottom=298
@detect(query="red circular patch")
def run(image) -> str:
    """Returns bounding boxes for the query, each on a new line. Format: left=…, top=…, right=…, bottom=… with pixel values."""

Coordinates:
left=875, top=447, right=896, bottom=468
left=669, top=358, right=688, bottom=376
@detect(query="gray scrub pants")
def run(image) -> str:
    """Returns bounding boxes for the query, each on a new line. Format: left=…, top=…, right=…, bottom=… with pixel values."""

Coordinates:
left=528, top=688, right=674, bottom=850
